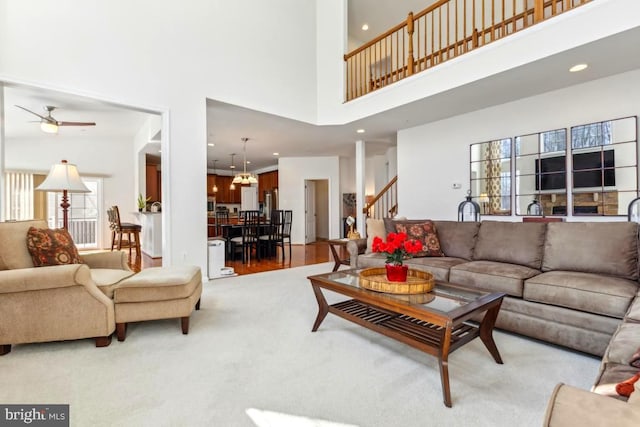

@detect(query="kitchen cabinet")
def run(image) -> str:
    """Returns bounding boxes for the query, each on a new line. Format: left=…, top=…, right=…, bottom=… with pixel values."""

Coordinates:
left=207, top=174, right=217, bottom=196
left=146, top=164, right=161, bottom=202
left=258, top=170, right=278, bottom=202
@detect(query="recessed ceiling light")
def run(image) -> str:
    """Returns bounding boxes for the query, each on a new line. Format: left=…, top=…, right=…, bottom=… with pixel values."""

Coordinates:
left=273, top=152, right=279, bottom=156
left=207, top=143, right=214, bottom=147
left=246, top=160, right=251, bottom=164
left=362, top=24, right=369, bottom=31
left=356, top=129, right=365, bottom=134
left=569, top=63, right=588, bottom=73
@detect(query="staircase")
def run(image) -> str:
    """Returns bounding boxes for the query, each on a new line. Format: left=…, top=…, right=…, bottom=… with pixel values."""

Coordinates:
left=363, top=176, right=398, bottom=219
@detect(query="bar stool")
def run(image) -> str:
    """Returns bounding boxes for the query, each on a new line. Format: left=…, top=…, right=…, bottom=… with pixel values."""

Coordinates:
left=108, top=206, right=141, bottom=260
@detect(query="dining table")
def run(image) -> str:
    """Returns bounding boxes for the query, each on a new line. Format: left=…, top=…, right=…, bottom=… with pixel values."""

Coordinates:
left=218, top=222, right=275, bottom=260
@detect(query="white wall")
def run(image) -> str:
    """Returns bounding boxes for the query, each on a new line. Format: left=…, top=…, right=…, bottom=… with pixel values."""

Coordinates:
left=398, top=69, right=640, bottom=221
left=0, top=0, right=319, bottom=271
left=278, top=156, right=341, bottom=243
left=5, top=135, right=135, bottom=246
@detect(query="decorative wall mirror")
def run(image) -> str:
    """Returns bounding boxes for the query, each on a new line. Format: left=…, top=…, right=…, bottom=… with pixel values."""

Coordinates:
left=570, top=116, right=637, bottom=216
left=514, top=128, right=567, bottom=216
left=470, top=138, right=512, bottom=215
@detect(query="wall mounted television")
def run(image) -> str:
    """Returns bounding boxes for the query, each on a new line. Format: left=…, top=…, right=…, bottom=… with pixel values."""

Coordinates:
left=535, top=150, right=615, bottom=190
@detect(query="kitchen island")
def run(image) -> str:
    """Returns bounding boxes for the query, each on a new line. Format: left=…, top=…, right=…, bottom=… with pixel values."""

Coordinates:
left=138, top=212, right=162, bottom=258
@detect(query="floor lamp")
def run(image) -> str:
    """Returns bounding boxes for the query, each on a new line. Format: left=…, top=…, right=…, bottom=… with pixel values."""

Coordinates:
left=36, top=160, right=90, bottom=230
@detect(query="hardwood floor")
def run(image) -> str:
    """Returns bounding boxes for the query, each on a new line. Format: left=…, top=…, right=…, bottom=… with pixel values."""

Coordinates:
left=129, top=240, right=342, bottom=275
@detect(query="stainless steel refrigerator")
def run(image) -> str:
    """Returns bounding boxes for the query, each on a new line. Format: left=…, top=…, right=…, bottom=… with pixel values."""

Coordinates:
left=263, top=188, right=278, bottom=215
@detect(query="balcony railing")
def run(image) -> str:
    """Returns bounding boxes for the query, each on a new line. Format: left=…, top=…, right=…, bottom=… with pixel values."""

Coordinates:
left=344, top=0, right=591, bottom=101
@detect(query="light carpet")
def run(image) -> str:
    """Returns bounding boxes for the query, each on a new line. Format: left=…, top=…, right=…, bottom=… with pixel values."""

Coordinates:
left=1, top=262, right=600, bottom=426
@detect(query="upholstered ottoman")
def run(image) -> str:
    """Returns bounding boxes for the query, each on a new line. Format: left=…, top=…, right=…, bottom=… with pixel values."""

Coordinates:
left=113, top=265, right=202, bottom=341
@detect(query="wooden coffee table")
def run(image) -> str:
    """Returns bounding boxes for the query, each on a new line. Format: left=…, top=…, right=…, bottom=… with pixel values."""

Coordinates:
left=307, top=268, right=505, bottom=407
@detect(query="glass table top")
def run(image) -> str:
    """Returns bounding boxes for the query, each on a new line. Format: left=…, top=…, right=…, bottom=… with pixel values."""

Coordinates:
left=312, top=268, right=494, bottom=315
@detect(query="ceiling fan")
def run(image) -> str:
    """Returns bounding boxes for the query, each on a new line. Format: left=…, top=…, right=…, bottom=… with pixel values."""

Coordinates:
left=15, top=105, right=96, bottom=134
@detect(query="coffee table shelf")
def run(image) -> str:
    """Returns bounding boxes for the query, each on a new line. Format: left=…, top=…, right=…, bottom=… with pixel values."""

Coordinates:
left=332, top=299, right=480, bottom=353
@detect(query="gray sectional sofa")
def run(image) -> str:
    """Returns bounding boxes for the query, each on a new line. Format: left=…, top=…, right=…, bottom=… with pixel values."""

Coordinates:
left=347, top=219, right=640, bottom=418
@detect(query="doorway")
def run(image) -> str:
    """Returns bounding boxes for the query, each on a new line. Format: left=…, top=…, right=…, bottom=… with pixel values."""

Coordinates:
left=305, top=179, right=329, bottom=244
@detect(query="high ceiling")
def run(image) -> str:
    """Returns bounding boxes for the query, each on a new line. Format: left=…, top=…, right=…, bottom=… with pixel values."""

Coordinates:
left=3, top=2, right=640, bottom=173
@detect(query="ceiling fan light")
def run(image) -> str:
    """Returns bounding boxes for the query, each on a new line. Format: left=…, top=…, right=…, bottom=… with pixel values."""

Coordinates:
left=41, top=121, right=59, bottom=134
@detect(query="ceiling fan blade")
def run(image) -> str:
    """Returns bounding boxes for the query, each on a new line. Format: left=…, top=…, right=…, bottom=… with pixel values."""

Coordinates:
left=15, top=105, right=47, bottom=120
left=57, top=121, right=96, bottom=127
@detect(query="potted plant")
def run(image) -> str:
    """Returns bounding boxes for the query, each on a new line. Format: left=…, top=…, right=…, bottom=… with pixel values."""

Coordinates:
left=137, top=193, right=150, bottom=212
left=372, top=232, right=423, bottom=282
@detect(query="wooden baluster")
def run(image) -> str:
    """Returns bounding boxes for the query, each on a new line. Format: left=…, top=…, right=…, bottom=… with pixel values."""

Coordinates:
left=406, top=12, right=415, bottom=76
left=534, top=0, right=544, bottom=23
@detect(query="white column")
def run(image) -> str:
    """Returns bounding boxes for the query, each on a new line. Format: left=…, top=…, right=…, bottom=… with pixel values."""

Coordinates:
left=0, top=84, right=5, bottom=221
left=355, top=139, right=366, bottom=238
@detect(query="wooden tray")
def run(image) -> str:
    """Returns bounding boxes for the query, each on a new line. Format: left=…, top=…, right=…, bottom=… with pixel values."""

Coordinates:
left=359, top=268, right=435, bottom=294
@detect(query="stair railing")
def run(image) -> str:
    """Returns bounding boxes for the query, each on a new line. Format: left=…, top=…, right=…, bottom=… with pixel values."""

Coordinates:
left=363, top=176, right=398, bottom=220
left=344, top=0, right=591, bottom=101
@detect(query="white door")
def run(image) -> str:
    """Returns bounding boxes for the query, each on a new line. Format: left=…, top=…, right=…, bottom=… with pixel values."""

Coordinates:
left=241, top=186, right=258, bottom=211
left=305, top=180, right=316, bottom=244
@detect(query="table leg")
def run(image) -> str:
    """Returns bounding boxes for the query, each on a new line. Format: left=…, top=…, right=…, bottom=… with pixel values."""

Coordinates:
left=479, top=300, right=504, bottom=364
left=328, top=243, right=341, bottom=272
left=311, top=284, right=329, bottom=332
left=439, top=323, right=453, bottom=408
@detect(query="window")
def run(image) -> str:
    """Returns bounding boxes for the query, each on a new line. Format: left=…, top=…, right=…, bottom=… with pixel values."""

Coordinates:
left=47, top=178, right=102, bottom=248
left=3, top=172, right=34, bottom=220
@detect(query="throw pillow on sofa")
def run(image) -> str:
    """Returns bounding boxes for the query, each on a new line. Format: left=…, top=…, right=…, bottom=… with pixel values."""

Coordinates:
left=26, top=227, right=83, bottom=267
left=365, top=218, right=386, bottom=254
left=392, top=220, right=444, bottom=257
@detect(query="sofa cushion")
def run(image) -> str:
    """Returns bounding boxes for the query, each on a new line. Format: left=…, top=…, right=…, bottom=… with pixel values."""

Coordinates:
left=433, top=221, right=479, bottom=260
left=26, top=227, right=83, bottom=267
left=392, top=220, right=444, bottom=257
left=473, top=221, right=546, bottom=269
left=114, top=266, right=201, bottom=303
left=406, top=256, right=467, bottom=282
left=626, top=291, right=640, bottom=322
left=91, top=268, right=136, bottom=298
left=542, top=222, right=639, bottom=280
left=593, top=362, right=640, bottom=401
left=603, top=322, right=640, bottom=365
left=0, top=219, right=47, bottom=270
left=449, top=260, right=540, bottom=297
left=365, top=218, right=386, bottom=254
left=524, top=271, right=638, bottom=319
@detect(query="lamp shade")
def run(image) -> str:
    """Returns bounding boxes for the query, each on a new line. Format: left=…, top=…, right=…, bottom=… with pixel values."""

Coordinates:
left=36, top=160, right=90, bottom=193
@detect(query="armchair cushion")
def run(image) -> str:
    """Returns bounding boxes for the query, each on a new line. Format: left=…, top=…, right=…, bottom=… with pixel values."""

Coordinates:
left=0, top=219, right=47, bottom=270
left=26, top=227, right=83, bottom=267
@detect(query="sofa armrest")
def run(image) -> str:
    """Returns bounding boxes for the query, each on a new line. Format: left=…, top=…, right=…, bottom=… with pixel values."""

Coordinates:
left=81, top=251, right=131, bottom=271
left=346, top=238, right=367, bottom=268
left=0, top=264, right=97, bottom=294
left=544, top=383, right=640, bottom=427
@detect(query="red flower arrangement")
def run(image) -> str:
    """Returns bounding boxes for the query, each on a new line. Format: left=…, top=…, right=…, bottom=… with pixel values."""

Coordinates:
left=372, top=232, right=424, bottom=266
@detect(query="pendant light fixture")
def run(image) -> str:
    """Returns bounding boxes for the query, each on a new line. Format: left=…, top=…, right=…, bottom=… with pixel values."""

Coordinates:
left=229, top=154, right=237, bottom=190
left=232, top=137, right=258, bottom=185
left=212, top=160, right=218, bottom=193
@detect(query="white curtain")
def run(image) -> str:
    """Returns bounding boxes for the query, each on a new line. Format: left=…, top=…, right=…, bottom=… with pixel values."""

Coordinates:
left=4, top=172, right=34, bottom=221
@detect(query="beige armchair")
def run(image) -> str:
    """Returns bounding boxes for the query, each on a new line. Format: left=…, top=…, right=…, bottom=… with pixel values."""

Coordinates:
left=0, top=220, right=132, bottom=355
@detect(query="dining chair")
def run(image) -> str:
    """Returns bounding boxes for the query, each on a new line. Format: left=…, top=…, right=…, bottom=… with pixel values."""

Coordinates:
left=214, top=210, right=229, bottom=236
left=230, top=210, right=260, bottom=263
left=259, top=210, right=286, bottom=261
left=282, top=210, right=292, bottom=260
left=108, top=206, right=141, bottom=260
